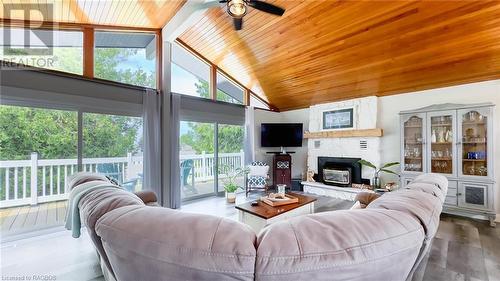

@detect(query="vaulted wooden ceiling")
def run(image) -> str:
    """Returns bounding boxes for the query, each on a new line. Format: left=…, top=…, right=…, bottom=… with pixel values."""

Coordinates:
left=179, top=0, right=500, bottom=111
left=0, top=0, right=185, bottom=29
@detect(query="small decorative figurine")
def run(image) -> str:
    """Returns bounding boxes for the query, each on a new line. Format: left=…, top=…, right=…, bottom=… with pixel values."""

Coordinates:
left=306, top=169, right=315, bottom=182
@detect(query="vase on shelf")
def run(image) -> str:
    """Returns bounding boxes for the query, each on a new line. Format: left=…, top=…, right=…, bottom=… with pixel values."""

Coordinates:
left=431, top=130, right=437, bottom=143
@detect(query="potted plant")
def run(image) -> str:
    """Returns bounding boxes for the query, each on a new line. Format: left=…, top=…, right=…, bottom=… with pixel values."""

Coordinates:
left=219, top=164, right=248, bottom=203
left=358, top=160, right=399, bottom=189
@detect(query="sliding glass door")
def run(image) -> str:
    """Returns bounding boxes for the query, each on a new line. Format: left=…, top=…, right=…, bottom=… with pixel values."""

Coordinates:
left=83, top=113, right=144, bottom=192
left=179, top=121, right=216, bottom=200
left=179, top=121, right=245, bottom=201
left=217, top=124, right=245, bottom=193
left=0, top=104, right=144, bottom=236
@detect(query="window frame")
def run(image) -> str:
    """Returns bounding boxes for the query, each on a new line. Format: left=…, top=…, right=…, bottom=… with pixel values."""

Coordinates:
left=0, top=23, right=161, bottom=90
left=215, top=70, right=245, bottom=105
left=172, top=40, right=275, bottom=111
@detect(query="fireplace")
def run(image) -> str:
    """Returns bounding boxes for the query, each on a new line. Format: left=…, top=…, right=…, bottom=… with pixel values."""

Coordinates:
left=318, top=157, right=362, bottom=187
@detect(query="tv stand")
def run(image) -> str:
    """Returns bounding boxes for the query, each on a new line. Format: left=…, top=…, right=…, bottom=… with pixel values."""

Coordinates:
left=272, top=154, right=292, bottom=189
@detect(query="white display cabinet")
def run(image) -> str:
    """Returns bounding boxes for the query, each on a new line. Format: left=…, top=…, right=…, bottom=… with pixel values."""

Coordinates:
left=400, top=103, right=495, bottom=226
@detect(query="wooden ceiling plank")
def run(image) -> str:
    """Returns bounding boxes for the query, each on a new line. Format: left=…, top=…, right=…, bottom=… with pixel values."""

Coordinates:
left=188, top=0, right=309, bottom=56
left=191, top=1, right=407, bottom=60
left=113, top=0, right=132, bottom=27
left=137, top=0, right=156, bottom=27
left=214, top=1, right=432, bottom=71
left=219, top=1, right=492, bottom=85
left=278, top=58, right=500, bottom=110
left=253, top=8, right=500, bottom=89
left=109, top=0, right=129, bottom=26
left=157, top=0, right=186, bottom=28
left=122, top=1, right=142, bottom=27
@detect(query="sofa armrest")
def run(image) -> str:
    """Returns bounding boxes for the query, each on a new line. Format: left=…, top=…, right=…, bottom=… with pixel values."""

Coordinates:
left=354, top=192, right=381, bottom=208
left=134, top=190, right=158, bottom=205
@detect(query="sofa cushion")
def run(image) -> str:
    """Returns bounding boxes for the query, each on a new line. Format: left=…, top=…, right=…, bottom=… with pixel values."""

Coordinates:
left=405, top=182, right=446, bottom=203
left=255, top=209, right=424, bottom=281
left=249, top=165, right=269, bottom=177
left=412, top=173, right=448, bottom=197
left=66, top=172, right=110, bottom=191
left=367, top=190, right=442, bottom=239
left=96, top=206, right=257, bottom=281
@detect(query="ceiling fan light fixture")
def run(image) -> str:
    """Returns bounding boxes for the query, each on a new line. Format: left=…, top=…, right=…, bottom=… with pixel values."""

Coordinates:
left=227, top=0, right=247, bottom=18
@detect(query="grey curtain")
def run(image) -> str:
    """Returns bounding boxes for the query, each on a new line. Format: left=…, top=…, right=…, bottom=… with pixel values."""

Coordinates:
left=169, top=94, right=181, bottom=209
left=142, top=89, right=162, bottom=200
left=244, top=106, right=255, bottom=164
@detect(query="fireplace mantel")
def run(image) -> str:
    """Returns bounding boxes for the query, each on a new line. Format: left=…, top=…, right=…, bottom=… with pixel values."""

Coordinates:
left=304, top=128, right=383, bottom=139
left=302, top=181, right=373, bottom=201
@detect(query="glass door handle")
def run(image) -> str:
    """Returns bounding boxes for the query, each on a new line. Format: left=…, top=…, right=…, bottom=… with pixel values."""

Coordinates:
left=458, top=192, right=463, bottom=196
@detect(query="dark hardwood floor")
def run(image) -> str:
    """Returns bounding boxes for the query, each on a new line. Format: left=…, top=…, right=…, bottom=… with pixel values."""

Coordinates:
left=412, top=214, right=500, bottom=281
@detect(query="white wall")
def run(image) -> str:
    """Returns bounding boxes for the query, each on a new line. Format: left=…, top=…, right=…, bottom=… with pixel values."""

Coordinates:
left=281, top=109, right=310, bottom=179
left=253, top=108, right=309, bottom=179
left=378, top=80, right=500, bottom=214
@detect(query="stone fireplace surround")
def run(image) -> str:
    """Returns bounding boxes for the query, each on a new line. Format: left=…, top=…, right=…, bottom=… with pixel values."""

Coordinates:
left=307, top=96, right=381, bottom=181
left=303, top=96, right=380, bottom=200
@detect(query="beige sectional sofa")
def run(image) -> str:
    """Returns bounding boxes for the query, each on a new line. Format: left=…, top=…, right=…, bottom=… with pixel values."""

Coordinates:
left=71, top=173, right=447, bottom=281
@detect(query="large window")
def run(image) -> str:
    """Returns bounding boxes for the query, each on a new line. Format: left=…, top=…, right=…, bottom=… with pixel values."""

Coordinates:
left=0, top=27, right=83, bottom=74
left=94, top=31, right=156, bottom=88
left=171, top=43, right=211, bottom=98
left=216, top=71, right=244, bottom=105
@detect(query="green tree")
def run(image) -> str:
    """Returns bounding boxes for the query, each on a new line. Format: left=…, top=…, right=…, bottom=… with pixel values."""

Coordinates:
left=180, top=80, right=244, bottom=154
left=0, top=107, right=141, bottom=160
left=94, top=48, right=155, bottom=88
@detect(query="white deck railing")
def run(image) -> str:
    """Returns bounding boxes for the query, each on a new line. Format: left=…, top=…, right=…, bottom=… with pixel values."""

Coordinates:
left=0, top=151, right=244, bottom=208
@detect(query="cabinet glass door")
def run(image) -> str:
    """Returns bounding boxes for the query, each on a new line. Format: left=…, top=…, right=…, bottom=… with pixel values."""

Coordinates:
left=403, top=115, right=424, bottom=172
left=460, top=110, right=488, bottom=177
left=429, top=112, right=455, bottom=175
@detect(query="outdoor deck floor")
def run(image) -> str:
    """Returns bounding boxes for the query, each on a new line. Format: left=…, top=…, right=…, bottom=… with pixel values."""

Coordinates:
left=0, top=201, right=68, bottom=237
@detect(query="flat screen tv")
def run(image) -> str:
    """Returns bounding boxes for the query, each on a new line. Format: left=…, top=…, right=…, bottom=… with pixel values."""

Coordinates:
left=261, top=123, right=303, bottom=147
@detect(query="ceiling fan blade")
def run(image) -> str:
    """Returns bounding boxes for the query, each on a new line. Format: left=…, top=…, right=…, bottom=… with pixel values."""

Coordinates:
left=233, top=17, right=243, bottom=30
left=219, top=0, right=228, bottom=3
left=248, top=0, right=285, bottom=16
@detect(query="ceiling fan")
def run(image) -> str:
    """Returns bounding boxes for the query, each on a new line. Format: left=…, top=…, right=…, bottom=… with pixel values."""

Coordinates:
left=218, top=0, right=285, bottom=30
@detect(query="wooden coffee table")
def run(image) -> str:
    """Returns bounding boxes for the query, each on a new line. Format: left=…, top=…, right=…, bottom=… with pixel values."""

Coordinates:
left=235, top=192, right=317, bottom=233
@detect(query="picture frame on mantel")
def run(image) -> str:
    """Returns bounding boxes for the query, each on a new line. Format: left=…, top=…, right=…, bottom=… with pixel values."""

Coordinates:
left=322, top=108, right=355, bottom=130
